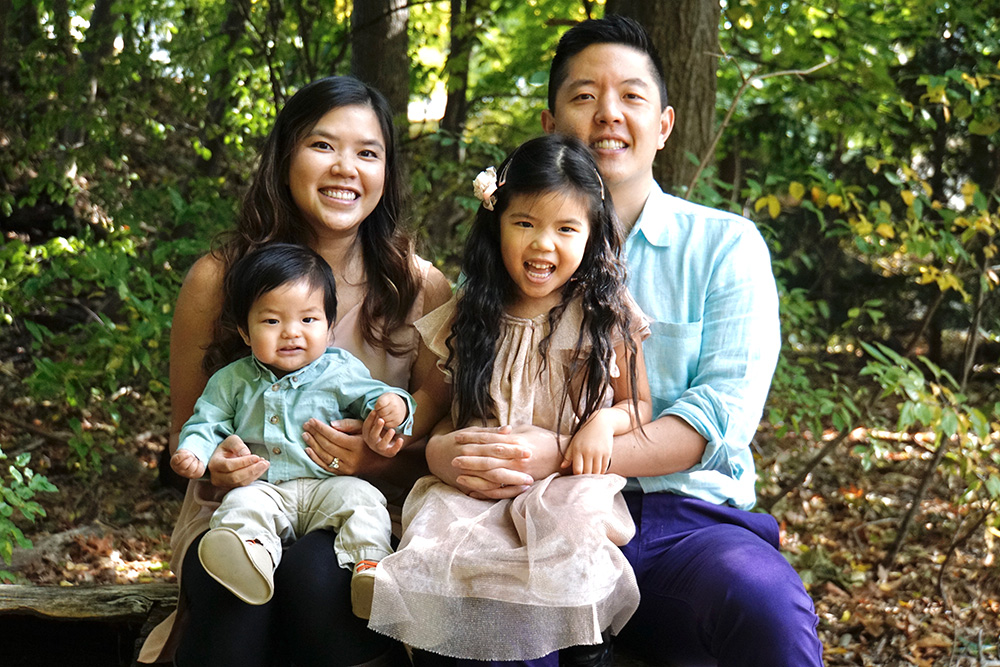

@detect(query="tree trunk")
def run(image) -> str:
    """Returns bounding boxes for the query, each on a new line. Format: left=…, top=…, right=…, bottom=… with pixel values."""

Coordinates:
left=201, top=0, right=250, bottom=178
left=605, top=0, right=720, bottom=193
left=80, top=0, right=116, bottom=103
left=439, top=0, right=486, bottom=161
left=351, top=0, right=409, bottom=119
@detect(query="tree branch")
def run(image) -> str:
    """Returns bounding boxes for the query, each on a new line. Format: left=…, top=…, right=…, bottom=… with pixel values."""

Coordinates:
left=0, top=413, right=72, bottom=446
left=936, top=499, right=994, bottom=609
left=685, top=57, right=837, bottom=198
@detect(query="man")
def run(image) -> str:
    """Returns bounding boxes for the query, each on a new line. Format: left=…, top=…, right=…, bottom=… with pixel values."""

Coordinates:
left=426, top=15, right=824, bottom=667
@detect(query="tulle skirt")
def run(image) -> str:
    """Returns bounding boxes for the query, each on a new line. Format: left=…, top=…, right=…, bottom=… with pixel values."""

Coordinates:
left=368, top=473, right=639, bottom=660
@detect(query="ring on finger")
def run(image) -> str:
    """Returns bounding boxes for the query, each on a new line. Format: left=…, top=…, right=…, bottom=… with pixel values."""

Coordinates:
left=330, top=457, right=340, bottom=470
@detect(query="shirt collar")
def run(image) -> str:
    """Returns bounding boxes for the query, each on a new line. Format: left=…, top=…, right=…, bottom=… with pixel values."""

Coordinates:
left=628, top=181, right=674, bottom=248
left=250, top=350, right=331, bottom=388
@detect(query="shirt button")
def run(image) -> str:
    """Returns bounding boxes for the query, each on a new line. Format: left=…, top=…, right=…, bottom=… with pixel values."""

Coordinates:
left=293, top=375, right=301, bottom=382
left=272, top=447, right=281, bottom=455
left=269, top=415, right=279, bottom=424
left=271, top=384, right=280, bottom=391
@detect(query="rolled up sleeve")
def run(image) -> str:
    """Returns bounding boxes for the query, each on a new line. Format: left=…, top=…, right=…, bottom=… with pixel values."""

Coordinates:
left=627, top=188, right=780, bottom=509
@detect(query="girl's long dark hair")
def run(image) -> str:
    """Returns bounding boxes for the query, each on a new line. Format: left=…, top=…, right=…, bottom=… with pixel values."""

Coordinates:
left=203, top=76, right=417, bottom=373
left=448, top=134, right=641, bottom=437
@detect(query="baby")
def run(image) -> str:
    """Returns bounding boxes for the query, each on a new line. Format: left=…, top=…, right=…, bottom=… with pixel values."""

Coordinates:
left=171, top=243, right=413, bottom=619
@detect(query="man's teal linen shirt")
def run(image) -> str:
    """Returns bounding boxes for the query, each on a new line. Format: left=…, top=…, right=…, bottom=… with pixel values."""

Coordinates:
left=624, top=184, right=780, bottom=510
left=178, top=348, right=415, bottom=484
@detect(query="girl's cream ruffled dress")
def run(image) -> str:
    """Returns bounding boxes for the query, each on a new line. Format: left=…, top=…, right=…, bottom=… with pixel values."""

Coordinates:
left=368, top=298, right=647, bottom=660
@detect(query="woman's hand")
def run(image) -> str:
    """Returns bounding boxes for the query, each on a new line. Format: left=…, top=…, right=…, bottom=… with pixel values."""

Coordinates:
left=303, top=418, right=390, bottom=476
left=207, top=434, right=270, bottom=489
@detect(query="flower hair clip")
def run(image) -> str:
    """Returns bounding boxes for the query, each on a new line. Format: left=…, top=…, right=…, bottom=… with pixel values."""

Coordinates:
left=472, top=166, right=498, bottom=211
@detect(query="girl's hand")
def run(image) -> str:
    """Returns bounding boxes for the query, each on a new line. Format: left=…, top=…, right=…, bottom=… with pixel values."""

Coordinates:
left=562, top=412, right=615, bottom=475
left=361, top=410, right=404, bottom=458
left=170, top=449, right=207, bottom=479
left=207, top=434, right=269, bottom=489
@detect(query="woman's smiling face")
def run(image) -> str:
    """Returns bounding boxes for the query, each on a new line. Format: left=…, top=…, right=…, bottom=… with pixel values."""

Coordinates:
left=288, top=104, right=387, bottom=241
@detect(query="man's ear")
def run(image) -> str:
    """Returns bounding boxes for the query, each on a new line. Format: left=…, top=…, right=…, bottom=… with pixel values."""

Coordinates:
left=657, top=106, right=675, bottom=150
left=238, top=327, right=251, bottom=346
left=540, top=109, right=557, bottom=135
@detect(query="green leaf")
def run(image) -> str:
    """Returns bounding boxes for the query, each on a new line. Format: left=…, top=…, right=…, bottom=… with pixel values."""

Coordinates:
left=986, top=475, right=1000, bottom=500
left=939, top=409, right=959, bottom=438
left=969, top=118, right=1000, bottom=135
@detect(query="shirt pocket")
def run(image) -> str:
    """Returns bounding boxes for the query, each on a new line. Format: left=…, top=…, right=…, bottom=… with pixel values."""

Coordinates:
left=645, top=319, right=704, bottom=407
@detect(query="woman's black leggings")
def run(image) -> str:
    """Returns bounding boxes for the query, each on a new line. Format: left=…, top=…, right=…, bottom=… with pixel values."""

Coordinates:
left=174, top=529, right=397, bottom=667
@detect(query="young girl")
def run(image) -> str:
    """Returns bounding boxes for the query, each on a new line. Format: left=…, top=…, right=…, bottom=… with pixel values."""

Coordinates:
left=368, top=135, right=651, bottom=662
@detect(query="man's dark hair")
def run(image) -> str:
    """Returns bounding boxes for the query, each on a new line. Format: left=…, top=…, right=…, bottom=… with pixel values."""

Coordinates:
left=548, top=14, right=669, bottom=112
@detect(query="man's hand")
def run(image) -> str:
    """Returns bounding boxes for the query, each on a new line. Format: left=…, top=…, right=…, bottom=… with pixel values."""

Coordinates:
left=207, top=434, right=269, bottom=489
left=427, top=424, right=566, bottom=499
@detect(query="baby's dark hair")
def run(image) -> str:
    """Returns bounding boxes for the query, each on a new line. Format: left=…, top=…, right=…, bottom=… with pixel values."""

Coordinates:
left=224, top=243, right=337, bottom=336
left=448, top=134, right=640, bottom=437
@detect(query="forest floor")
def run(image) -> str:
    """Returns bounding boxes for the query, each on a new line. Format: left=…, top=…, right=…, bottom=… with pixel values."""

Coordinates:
left=1, top=363, right=998, bottom=665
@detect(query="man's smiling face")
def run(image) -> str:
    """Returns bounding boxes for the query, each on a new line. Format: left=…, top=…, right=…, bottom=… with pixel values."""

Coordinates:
left=542, top=43, right=673, bottom=196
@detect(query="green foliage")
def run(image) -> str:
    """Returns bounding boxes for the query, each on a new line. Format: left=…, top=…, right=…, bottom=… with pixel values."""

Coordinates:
left=0, top=450, right=57, bottom=582
left=858, top=342, right=1000, bottom=502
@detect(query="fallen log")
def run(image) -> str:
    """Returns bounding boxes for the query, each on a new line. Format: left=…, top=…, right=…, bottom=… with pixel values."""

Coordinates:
left=0, top=583, right=177, bottom=621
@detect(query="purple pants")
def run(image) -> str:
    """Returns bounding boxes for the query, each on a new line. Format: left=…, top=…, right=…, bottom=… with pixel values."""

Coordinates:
left=429, top=492, right=824, bottom=667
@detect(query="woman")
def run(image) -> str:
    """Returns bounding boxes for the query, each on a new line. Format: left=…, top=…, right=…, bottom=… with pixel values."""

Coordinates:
left=139, top=76, right=452, bottom=667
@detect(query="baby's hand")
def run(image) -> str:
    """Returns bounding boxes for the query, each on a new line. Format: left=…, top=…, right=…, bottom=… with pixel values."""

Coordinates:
left=562, top=412, right=615, bottom=475
left=171, top=449, right=207, bottom=479
left=373, top=393, right=408, bottom=428
left=362, top=401, right=405, bottom=458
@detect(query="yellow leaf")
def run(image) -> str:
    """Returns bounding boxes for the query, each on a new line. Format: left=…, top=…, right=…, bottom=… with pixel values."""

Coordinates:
left=754, top=197, right=768, bottom=213
left=840, top=610, right=851, bottom=622
left=901, top=191, right=915, bottom=207
left=854, top=217, right=873, bottom=236
left=789, top=181, right=806, bottom=201
left=961, top=181, right=978, bottom=205
left=939, top=273, right=962, bottom=292
left=768, top=195, right=781, bottom=219
left=811, top=186, right=827, bottom=207
left=828, top=193, right=843, bottom=209
left=876, top=223, right=895, bottom=239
